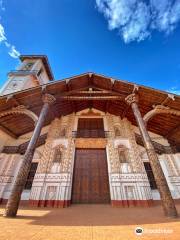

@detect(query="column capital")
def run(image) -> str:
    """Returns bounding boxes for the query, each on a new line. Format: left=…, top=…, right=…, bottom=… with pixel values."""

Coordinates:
left=125, top=93, right=138, bottom=105
left=42, top=94, right=56, bottom=105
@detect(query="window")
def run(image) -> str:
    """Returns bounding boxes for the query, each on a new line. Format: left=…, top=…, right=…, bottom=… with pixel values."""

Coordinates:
left=53, top=147, right=62, bottom=163
left=24, top=162, right=38, bottom=190
left=10, top=81, right=18, bottom=89
left=12, top=82, right=17, bottom=88
left=37, top=68, right=43, bottom=76
left=59, top=128, right=66, bottom=137
left=118, top=146, right=129, bottom=163
left=114, top=126, right=121, bottom=137
left=144, top=162, right=157, bottom=189
left=22, top=62, right=34, bottom=71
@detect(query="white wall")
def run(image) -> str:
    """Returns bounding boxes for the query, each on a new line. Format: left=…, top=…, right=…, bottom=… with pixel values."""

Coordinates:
left=0, top=111, right=180, bottom=203
left=0, top=58, right=51, bottom=95
left=0, top=130, right=14, bottom=152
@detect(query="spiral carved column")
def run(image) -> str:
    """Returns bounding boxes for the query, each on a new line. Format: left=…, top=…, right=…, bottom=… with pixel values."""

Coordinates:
left=4, top=94, right=56, bottom=217
left=125, top=93, right=178, bottom=217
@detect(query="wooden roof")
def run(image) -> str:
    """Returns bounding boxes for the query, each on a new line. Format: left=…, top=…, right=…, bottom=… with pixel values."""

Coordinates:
left=0, top=72, right=179, bottom=147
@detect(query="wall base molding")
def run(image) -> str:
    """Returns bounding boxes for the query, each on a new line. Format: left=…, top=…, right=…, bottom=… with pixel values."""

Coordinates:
left=111, top=200, right=154, bottom=207
left=153, top=199, right=180, bottom=205
left=0, top=198, right=180, bottom=208
left=0, top=199, right=29, bottom=206
left=29, top=199, right=71, bottom=208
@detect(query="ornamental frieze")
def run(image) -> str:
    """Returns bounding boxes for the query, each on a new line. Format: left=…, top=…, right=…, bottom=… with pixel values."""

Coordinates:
left=110, top=173, right=149, bottom=182
left=0, top=176, right=13, bottom=183
left=33, top=173, right=71, bottom=182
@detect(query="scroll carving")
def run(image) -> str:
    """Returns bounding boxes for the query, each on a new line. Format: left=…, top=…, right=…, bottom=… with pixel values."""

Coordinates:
left=143, top=105, right=180, bottom=123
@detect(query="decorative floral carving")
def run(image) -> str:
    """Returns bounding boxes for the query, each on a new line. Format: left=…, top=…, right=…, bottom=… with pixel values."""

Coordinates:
left=42, top=94, right=56, bottom=105
left=125, top=93, right=138, bottom=105
left=37, top=114, right=75, bottom=174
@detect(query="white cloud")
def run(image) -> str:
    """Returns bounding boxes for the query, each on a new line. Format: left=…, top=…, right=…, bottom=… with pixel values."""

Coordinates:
left=4, top=41, right=10, bottom=47
left=8, top=45, right=20, bottom=58
left=0, top=23, right=6, bottom=42
left=167, top=86, right=180, bottom=95
left=96, top=0, right=180, bottom=43
left=0, top=0, right=20, bottom=58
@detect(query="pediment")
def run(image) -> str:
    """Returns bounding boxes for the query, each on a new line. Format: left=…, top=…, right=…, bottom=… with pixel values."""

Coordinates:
left=76, top=108, right=105, bottom=116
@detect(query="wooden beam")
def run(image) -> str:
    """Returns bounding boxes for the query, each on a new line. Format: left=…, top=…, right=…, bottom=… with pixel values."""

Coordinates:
left=58, top=96, right=123, bottom=100
left=58, top=86, right=90, bottom=97
left=66, top=78, right=77, bottom=113
left=166, top=124, right=180, bottom=138
left=5, top=94, right=20, bottom=107
left=88, top=72, right=93, bottom=86
left=104, top=78, right=114, bottom=113
left=105, top=101, right=110, bottom=113
left=0, top=124, right=17, bottom=139
left=88, top=74, right=94, bottom=109
left=84, top=86, right=124, bottom=96
left=12, top=97, right=20, bottom=107
left=122, top=105, right=130, bottom=119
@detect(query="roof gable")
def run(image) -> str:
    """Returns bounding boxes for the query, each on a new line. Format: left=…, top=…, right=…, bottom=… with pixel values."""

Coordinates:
left=0, top=72, right=179, bottom=147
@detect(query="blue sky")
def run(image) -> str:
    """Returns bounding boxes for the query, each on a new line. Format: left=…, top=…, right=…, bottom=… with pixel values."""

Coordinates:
left=0, top=0, right=180, bottom=95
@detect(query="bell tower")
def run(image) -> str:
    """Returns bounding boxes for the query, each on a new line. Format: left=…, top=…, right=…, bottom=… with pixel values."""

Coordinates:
left=0, top=55, right=54, bottom=95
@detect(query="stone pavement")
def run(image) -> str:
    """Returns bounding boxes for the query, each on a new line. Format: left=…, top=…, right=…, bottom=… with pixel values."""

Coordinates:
left=0, top=204, right=180, bottom=240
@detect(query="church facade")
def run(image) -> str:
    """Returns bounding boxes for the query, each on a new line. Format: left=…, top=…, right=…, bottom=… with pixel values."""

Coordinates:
left=0, top=55, right=179, bottom=217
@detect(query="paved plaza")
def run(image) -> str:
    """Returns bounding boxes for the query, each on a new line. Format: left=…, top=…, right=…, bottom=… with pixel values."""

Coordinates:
left=0, top=204, right=180, bottom=240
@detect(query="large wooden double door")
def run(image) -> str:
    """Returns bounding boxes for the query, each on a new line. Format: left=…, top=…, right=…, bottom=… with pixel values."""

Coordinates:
left=72, top=149, right=110, bottom=204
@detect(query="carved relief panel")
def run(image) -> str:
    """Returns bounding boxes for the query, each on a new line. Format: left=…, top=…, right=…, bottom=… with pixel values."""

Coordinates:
left=106, top=114, right=145, bottom=174
left=37, top=114, right=75, bottom=174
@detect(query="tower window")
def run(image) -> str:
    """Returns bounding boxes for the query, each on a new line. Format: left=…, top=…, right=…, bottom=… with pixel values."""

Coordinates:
left=22, top=62, right=34, bottom=71
left=114, top=126, right=121, bottom=137
left=12, top=82, right=18, bottom=88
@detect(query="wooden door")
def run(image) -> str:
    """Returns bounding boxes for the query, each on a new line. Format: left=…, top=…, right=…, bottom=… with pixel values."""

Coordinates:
left=72, top=149, right=110, bottom=203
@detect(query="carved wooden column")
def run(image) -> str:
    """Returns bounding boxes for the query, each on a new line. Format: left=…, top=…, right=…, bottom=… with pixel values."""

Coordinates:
left=3, top=94, right=56, bottom=217
left=125, top=93, right=178, bottom=217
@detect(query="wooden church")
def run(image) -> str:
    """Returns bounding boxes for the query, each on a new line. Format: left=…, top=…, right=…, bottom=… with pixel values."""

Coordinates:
left=0, top=55, right=179, bottom=218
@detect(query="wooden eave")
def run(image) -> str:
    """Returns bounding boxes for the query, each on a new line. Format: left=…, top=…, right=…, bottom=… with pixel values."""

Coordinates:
left=0, top=72, right=179, bottom=147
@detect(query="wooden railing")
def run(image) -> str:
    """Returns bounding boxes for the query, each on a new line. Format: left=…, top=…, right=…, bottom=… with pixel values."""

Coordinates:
left=1, top=132, right=178, bottom=155
left=2, top=133, right=47, bottom=154
left=135, top=133, right=177, bottom=154
left=8, top=70, right=39, bottom=76
left=72, top=130, right=109, bottom=138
